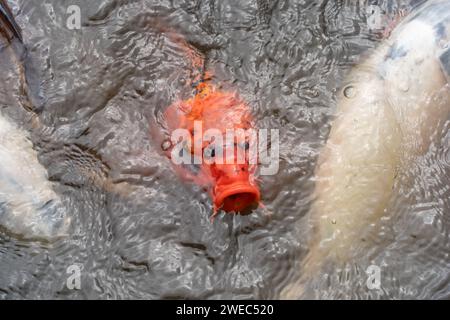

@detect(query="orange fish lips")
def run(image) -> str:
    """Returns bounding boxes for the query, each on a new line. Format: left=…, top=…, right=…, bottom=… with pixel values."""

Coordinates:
left=163, top=83, right=260, bottom=215
left=214, top=178, right=260, bottom=214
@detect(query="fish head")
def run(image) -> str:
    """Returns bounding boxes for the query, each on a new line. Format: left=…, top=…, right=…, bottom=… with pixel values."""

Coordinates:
left=163, top=83, right=261, bottom=214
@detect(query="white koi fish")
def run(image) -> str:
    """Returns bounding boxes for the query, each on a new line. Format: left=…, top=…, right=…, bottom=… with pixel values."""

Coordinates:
left=0, top=0, right=70, bottom=240
left=283, top=0, right=450, bottom=298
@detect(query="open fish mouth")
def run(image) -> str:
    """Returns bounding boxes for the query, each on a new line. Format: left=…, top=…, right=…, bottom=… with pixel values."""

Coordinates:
left=215, top=182, right=260, bottom=213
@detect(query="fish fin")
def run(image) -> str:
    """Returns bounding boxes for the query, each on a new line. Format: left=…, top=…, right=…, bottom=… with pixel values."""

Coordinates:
left=0, top=0, right=22, bottom=42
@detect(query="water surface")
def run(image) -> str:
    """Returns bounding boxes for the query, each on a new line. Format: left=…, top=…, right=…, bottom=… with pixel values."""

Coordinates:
left=1, top=0, right=449, bottom=299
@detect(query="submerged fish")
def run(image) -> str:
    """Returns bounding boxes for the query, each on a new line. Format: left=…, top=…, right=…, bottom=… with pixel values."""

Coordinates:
left=0, top=115, right=70, bottom=240
left=163, top=81, right=261, bottom=217
left=0, top=0, right=70, bottom=240
left=282, top=0, right=450, bottom=298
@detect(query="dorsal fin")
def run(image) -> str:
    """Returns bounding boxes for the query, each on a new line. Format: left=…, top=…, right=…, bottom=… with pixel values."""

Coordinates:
left=0, top=0, right=22, bottom=42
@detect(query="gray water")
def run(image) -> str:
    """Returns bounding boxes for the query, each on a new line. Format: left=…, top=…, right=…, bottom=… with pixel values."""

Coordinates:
left=1, top=0, right=449, bottom=299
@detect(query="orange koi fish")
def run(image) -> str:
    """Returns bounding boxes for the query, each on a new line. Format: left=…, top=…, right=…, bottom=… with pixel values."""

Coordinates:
left=163, top=80, right=261, bottom=218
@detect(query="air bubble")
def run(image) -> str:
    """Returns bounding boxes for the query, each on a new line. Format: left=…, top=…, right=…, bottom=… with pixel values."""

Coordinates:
left=343, top=86, right=356, bottom=98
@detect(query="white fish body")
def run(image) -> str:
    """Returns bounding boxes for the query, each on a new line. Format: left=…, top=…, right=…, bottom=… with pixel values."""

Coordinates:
left=0, top=114, right=70, bottom=240
left=282, top=0, right=450, bottom=298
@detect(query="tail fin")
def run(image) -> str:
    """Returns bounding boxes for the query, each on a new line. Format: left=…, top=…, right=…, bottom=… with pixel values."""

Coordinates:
left=0, top=0, right=22, bottom=42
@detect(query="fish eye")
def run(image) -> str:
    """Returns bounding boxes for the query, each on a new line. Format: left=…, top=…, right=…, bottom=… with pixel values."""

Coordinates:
left=204, top=146, right=216, bottom=158
left=237, top=141, right=250, bottom=150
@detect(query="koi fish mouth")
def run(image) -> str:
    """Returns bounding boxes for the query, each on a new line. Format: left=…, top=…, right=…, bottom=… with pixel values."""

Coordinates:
left=214, top=181, right=260, bottom=213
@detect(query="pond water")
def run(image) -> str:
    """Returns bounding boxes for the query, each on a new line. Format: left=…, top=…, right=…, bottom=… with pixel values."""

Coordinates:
left=1, top=0, right=450, bottom=299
